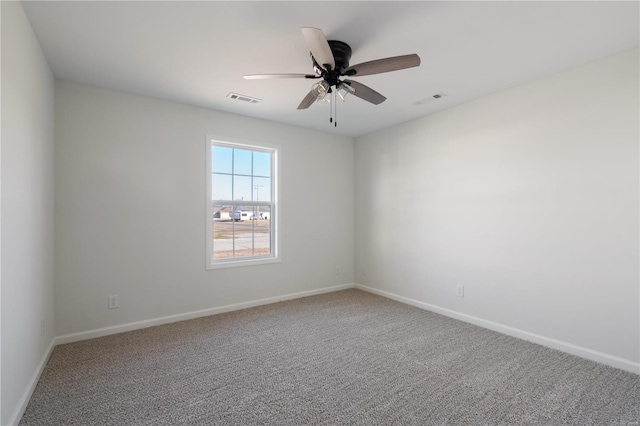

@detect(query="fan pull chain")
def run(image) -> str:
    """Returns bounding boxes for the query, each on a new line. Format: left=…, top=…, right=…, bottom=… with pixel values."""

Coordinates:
left=326, top=89, right=338, bottom=127
left=329, top=87, right=333, bottom=123
left=333, top=93, right=338, bottom=127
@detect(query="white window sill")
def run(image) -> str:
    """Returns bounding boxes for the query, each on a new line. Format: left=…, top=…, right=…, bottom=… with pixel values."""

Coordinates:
left=207, top=257, right=281, bottom=270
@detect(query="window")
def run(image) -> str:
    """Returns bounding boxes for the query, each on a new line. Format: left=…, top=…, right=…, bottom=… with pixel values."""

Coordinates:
left=206, top=137, right=277, bottom=268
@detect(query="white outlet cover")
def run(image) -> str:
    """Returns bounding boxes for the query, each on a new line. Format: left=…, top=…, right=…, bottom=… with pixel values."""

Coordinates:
left=108, top=295, right=120, bottom=309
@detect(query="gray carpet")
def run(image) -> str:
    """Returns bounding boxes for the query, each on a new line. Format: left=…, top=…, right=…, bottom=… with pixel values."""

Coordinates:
left=20, top=289, right=639, bottom=425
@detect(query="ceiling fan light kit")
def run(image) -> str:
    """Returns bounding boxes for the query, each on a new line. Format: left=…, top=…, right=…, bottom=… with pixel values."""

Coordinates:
left=245, top=27, right=421, bottom=127
left=337, top=82, right=355, bottom=101
left=312, top=80, right=331, bottom=102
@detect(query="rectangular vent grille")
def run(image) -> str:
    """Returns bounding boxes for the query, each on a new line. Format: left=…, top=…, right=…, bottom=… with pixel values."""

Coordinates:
left=414, top=92, right=447, bottom=106
left=227, top=93, right=261, bottom=104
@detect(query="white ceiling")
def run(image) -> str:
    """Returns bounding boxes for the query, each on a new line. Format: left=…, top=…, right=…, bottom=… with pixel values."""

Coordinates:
left=21, top=1, right=639, bottom=138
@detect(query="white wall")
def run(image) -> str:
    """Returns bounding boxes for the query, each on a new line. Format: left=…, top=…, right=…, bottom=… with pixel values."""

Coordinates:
left=355, top=49, right=639, bottom=367
left=1, top=2, right=56, bottom=424
left=54, top=81, right=354, bottom=336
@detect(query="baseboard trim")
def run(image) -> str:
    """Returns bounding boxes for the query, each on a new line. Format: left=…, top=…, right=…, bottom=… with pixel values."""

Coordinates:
left=354, top=284, right=639, bottom=375
left=8, top=339, right=56, bottom=426
left=55, top=283, right=355, bottom=345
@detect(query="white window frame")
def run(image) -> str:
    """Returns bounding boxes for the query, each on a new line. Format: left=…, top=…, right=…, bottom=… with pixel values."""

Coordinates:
left=205, top=136, right=279, bottom=269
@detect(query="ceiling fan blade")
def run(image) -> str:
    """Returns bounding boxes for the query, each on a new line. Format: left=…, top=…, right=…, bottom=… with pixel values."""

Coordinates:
left=301, top=27, right=335, bottom=71
left=244, top=74, right=318, bottom=80
left=343, top=80, right=386, bottom=105
left=345, top=54, right=420, bottom=77
left=297, top=90, right=317, bottom=110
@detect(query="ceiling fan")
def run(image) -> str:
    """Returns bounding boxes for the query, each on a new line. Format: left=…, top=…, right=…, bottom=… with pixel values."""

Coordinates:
left=244, top=27, right=421, bottom=117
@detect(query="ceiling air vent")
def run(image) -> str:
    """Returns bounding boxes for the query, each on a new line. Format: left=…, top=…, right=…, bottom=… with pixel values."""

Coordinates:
left=414, top=92, right=447, bottom=105
left=227, top=93, right=261, bottom=104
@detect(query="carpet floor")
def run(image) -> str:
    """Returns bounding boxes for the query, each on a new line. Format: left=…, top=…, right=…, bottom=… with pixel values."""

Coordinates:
left=20, top=289, right=639, bottom=425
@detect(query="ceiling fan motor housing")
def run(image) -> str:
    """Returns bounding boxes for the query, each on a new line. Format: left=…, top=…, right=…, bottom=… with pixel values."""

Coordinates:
left=315, top=40, right=352, bottom=86
left=328, top=41, right=352, bottom=71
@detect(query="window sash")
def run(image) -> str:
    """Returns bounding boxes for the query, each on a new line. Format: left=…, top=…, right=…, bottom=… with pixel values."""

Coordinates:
left=212, top=204, right=275, bottom=255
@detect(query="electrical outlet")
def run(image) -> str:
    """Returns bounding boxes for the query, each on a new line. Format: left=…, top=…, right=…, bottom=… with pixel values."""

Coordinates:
left=335, top=266, right=340, bottom=275
left=362, top=266, right=367, bottom=275
left=40, top=319, right=45, bottom=336
left=456, top=285, right=464, bottom=298
left=108, top=295, right=120, bottom=309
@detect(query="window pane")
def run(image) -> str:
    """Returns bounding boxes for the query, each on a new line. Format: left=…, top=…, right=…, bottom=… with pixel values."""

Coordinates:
left=232, top=218, right=254, bottom=259
left=212, top=173, right=232, bottom=200
left=212, top=146, right=232, bottom=174
left=254, top=205, right=271, bottom=257
left=233, top=175, right=252, bottom=201
left=253, top=177, right=271, bottom=202
left=253, top=151, right=271, bottom=177
left=212, top=204, right=233, bottom=259
left=233, top=149, right=252, bottom=176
